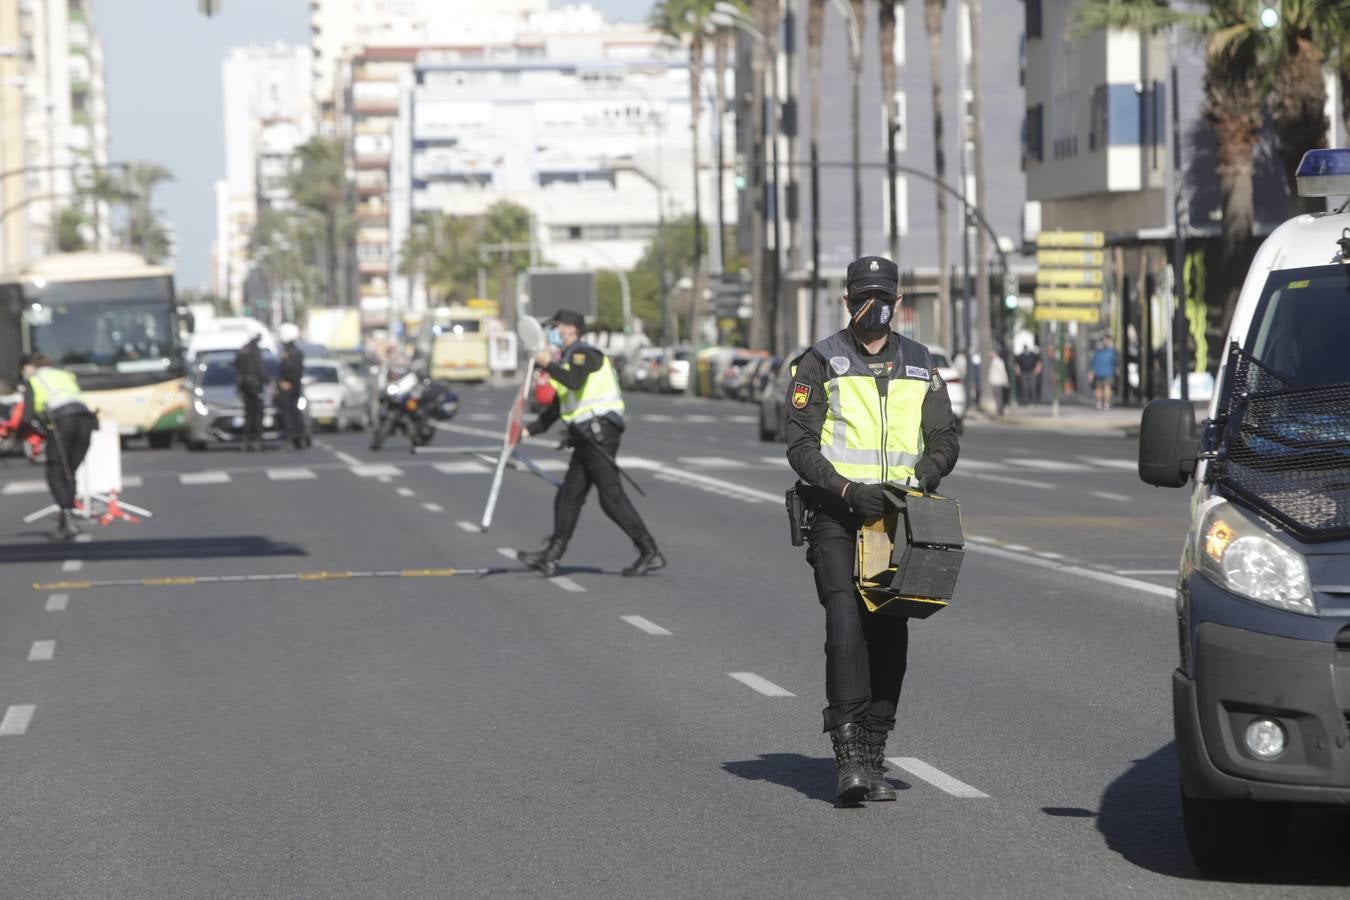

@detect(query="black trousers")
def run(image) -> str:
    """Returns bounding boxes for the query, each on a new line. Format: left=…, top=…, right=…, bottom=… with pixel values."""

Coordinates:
left=807, top=508, right=909, bottom=734
left=45, top=410, right=96, bottom=511
left=552, top=418, right=653, bottom=550
left=277, top=389, right=304, bottom=441
left=240, top=390, right=264, bottom=442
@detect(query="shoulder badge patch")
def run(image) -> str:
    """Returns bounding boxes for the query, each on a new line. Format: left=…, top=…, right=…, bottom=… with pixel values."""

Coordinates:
left=905, top=365, right=929, bottom=379
left=830, top=355, right=851, bottom=376
left=791, top=382, right=812, bottom=409
left=571, top=352, right=587, bottom=366
left=930, top=371, right=945, bottom=392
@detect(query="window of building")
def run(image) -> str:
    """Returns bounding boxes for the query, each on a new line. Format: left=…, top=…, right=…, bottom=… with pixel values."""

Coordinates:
left=1026, top=0, right=1042, bottom=39
left=1088, top=85, right=1108, bottom=152
left=1023, top=105, right=1043, bottom=165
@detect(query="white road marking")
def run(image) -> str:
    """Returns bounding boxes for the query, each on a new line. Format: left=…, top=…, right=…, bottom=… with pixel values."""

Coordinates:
left=0, top=705, right=35, bottom=736
left=684, top=414, right=717, bottom=423
left=497, top=547, right=519, bottom=560
left=522, top=458, right=568, bottom=472
left=1007, top=459, right=1093, bottom=472
left=1092, top=491, right=1131, bottom=502
left=1081, top=457, right=1138, bottom=471
left=970, top=473, right=1054, bottom=490
left=28, top=640, right=54, bottom=662
left=1037, top=551, right=1066, bottom=560
left=640, top=414, right=675, bottom=423
left=1, top=480, right=47, bottom=495
left=334, top=451, right=362, bottom=466
left=45, top=594, right=68, bottom=612
left=434, top=460, right=490, bottom=474
left=1116, top=569, right=1176, bottom=576
left=677, top=455, right=749, bottom=469
left=550, top=576, right=587, bottom=593
left=74, top=533, right=92, bottom=543
left=352, top=463, right=403, bottom=478
left=267, top=467, right=316, bottom=480
left=467, top=412, right=499, bottom=422
left=759, top=456, right=792, bottom=467
left=621, top=615, right=671, bottom=635
left=888, top=758, right=989, bottom=799
left=422, top=502, right=444, bottom=513
left=728, top=672, right=795, bottom=697
left=61, top=559, right=83, bottom=573
left=121, top=476, right=143, bottom=488
left=965, top=542, right=1174, bottom=600
left=396, top=487, right=415, bottom=497
left=1003, top=544, right=1030, bottom=553
left=376, top=475, right=392, bottom=483
left=179, top=471, right=230, bottom=485
left=725, top=414, right=758, bottom=424
left=951, top=459, right=1004, bottom=472
left=456, top=520, right=480, bottom=533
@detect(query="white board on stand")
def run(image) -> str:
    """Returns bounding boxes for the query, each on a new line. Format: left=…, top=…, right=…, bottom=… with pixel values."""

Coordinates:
left=76, top=418, right=123, bottom=496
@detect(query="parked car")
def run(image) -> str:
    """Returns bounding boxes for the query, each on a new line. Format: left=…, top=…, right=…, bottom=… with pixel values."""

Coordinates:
left=659, top=346, right=692, bottom=393
left=633, top=348, right=665, bottom=392
left=740, top=354, right=779, bottom=402
left=927, top=346, right=966, bottom=433
left=694, top=346, right=736, bottom=396
left=715, top=351, right=758, bottom=399
left=758, top=347, right=805, bottom=442
left=303, top=359, right=369, bottom=431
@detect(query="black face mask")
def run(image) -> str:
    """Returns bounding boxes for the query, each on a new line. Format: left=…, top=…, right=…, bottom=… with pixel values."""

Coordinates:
left=847, top=295, right=896, bottom=335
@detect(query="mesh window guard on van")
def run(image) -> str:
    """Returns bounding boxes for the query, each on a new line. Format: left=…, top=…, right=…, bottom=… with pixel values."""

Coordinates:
left=1209, top=349, right=1350, bottom=541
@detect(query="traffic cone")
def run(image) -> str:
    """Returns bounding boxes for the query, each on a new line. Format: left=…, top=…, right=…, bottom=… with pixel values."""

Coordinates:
left=98, top=490, right=141, bottom=526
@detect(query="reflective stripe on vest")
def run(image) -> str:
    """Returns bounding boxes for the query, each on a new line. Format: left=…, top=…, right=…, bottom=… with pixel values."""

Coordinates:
left=814, top=332, right=927, bottom=484
left=550, top=349, right=625, bottom=426
left=30, top=367, right=82, bottom=415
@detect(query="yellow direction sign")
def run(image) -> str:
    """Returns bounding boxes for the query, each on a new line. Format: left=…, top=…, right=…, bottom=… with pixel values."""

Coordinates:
left=1036, top=249, right=1105, bottom=267
left=1036, top=231, right=1105, bottom=248
left=1035, top=287, right=1103, bottom=304
left=1035, top=305, right=1102, bottom=323
left=1035, top=269, right=1104, bottom=287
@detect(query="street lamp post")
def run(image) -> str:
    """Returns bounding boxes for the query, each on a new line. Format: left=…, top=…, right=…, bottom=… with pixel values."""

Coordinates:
left=830, top=0, right=863, bottom=258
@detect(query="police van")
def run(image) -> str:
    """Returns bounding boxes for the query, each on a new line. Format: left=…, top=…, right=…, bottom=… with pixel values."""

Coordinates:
left=1140, top=149, right=1350, bottom=875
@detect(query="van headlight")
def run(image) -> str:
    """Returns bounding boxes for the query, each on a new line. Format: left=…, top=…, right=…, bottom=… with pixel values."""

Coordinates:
left=1198, top=501, right=1313, bottom=615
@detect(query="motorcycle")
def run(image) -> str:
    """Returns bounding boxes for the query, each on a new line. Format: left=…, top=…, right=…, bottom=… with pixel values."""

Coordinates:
left=369, top=371, right=459, bottom=451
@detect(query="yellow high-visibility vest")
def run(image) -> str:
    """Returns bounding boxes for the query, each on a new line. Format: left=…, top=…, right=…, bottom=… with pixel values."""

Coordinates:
left=811, top=331, right=932, bottom=484
left=550, top=347, right=625, bottom=426
left=29, top=366, right=83, bottom=415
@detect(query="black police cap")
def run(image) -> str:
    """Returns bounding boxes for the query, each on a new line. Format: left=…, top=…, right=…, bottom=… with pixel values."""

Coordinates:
left=845, top=256, right=899, bottom=298
left=546, top=309, right=586, bottom=329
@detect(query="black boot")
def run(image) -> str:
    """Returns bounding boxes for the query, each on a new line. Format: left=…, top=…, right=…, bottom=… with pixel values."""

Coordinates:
left=54, top=510, right=80, bottom=542
left=861, top=728, right=897, bottom=801
left=518, top=539, right=565, bottom=577
left=622, top=541, right=666, bottom=577
left=829, top=723, right=869, bottom=806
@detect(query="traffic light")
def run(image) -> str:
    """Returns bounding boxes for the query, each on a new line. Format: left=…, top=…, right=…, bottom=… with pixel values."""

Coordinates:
left=198, top=0, right=222, bottom=17
left=1258, top=2, right=1280, bottom=29
left=1003, top=271, right=1018, bottom=310
left=733, top=153, right=746, bottom=191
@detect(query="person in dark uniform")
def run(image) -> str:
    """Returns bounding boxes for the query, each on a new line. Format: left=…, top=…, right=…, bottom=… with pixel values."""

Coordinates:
left=235, top=334, right=266, bottom=451
left=518, top=309, right=665, bottom=578
left=785, top=256, right=960, bottom=805
left=275, top=323, right=309, bottom=449
left=21, top=354, right=99, bottom=540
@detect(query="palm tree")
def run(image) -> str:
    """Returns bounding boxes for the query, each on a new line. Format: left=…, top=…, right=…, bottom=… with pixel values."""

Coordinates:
left=878, top=1, right=901, bottom=265
left=120, top=162, right=174, bottom=263
left=923, top=0, right=951, bottom=352
left=289, top=136, right=349, bottom=306
left=806, top=0, right=826, bottom=341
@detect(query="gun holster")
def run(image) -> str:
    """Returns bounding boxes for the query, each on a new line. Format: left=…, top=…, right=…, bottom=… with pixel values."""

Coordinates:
left=785, top=487, right=813, bottom=546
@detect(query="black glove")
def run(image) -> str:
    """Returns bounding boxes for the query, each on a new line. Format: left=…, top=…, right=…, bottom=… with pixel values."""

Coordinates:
left=914, top=457, right=942, bottom=493
left=848, top=482, right=890, bottom=518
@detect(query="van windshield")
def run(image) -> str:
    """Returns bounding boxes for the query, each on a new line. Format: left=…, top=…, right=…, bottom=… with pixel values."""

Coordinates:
left=1249, top=265, right=1350, bottom=387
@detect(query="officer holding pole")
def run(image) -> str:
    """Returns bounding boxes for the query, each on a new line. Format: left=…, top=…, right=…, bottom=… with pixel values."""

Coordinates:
left=785, top=257, right=960, bottom=805
left=21, top=354, right=98, bottom=540
left=518, top=310, right=665, bottom=578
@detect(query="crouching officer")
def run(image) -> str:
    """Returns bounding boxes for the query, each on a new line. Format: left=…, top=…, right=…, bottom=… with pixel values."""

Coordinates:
left=21, top=354, right=99, bottom=540
left=785, top=256, right=960, bottom=805
left=518, top=309, right=665, bottom=578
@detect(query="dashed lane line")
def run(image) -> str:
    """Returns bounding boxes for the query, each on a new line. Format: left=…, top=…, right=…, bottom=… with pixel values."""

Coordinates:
left=728, top=672, right=795, bottom=697
left=1007, top=459, right=1094, bottom=472
left=967, top=473, right=1054, bottom=490
left=435, top=460, right=491, bottom=475
left=964, top=542, right=1173, bottom=600
left=352, top=464, right=403, bottom=479
left=1080, top=457, right=1138, bottom=471
left=27, top=641, right=54, bottom=662
left=456, top=520, right=480, bottom=533
left=61, top=559, right=83, bottom=573
left=888, top=758, right=989, bottom=799
left=549, top=576, right=587, bottom=593
left=1, top=480, right=47, bottom=495
left=1092, top=491, right=1131, bottom=502
left=497, top=547, right=519, bottom=561
left=45, top=594, right=68, bottom=612
left=422, top=502, right=444, bottom=513
left=266, top=467, right=316, bottom=481
left=396, top=487, right=415, bottom=497
left=0, top=705, right=35, bottom=736
left=179, top=470, right=231, bottom=485
left=1116, top=569, right=1176, bottom=577
left=333, top=450, right=362, bottom=466
left=621, top=615, right=672, bottom=636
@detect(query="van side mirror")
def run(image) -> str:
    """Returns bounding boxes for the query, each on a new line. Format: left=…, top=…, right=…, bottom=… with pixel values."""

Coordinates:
left=1139, top=399, right=1200, bottom=488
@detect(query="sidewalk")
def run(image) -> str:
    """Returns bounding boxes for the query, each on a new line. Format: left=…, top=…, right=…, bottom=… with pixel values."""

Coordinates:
left=968, top=398, right=1144, bottom=438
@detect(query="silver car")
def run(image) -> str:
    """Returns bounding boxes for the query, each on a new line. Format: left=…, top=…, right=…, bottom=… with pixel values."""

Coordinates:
left=184, top=352, right=283, bottom=450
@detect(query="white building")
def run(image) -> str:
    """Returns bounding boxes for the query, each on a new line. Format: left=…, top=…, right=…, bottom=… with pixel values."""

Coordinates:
left=213, top=43, right=313, bottom=310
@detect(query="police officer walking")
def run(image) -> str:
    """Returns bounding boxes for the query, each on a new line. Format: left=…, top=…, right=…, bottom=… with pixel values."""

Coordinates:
left=518, top=309, right=665, bottom=578
left=235, top=334, right=266, bottom=451
left=785, top=257, right=960, bottom=805
left=21, top=354, right=99, bottom=540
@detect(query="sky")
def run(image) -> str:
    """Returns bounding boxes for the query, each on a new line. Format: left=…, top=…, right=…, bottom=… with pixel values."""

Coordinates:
left=93, top=0, right=655, bottom=293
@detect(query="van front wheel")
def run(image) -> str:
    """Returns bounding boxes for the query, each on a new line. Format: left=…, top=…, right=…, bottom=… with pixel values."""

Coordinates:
left=1181, top=791, right=1290, bottom=877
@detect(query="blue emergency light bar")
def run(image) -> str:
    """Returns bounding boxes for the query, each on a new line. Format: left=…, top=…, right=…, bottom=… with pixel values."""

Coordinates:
left=1295, top=149, right=1350, bottom=197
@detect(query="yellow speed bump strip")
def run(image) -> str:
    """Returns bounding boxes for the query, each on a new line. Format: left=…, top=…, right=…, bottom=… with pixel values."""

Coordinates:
left=34, top=567, right=500, bottom=592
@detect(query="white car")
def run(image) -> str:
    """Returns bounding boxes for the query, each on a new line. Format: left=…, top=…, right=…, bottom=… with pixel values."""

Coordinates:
left=303, top=359, right=367, bottom=431
left=927, top=346, right=966, bottom=430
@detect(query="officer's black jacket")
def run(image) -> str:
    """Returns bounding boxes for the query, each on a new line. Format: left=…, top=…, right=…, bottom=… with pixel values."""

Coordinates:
left=278, top=344, right=305, bottom=389
left=785, top=329, right=960, bottom=507
left=527, top=342, right=605, bottom=435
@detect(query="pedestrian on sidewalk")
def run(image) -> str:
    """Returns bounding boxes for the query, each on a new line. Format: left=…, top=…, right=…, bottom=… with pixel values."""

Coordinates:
left=987, top=350, right=1009, bottom=416
left=1092, top=336, right=1117, bottom=410
left=1014, top=345, right=1042, bottom=406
